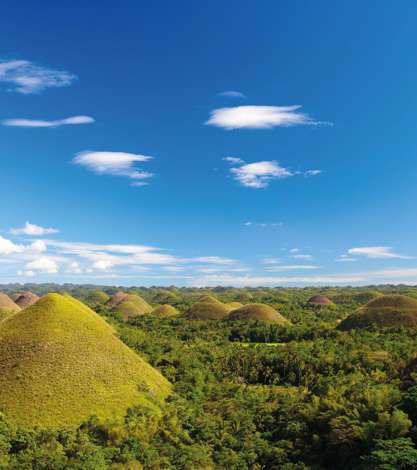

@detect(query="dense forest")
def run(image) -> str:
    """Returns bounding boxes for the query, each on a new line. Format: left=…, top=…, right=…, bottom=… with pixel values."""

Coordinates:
left=1, top=284, right=417, bottom=469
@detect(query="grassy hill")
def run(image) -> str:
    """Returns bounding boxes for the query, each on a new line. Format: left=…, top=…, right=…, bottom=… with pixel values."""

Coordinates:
left=0, top=293, right=170, bottom=427
left=15, top=291, right=39, bottom=309
left=183, top=299, right=230, bottom=320
left=152, top=304, right=179, bottom=317
left=107, top=291, right=153, bottom=320
left=226, top=303, right=290, bottom=325
left=0, top=292, right=21, bottom=321
left=308, top=294, right=333, bottom=306
left=338, top=294, right=417, bottom=330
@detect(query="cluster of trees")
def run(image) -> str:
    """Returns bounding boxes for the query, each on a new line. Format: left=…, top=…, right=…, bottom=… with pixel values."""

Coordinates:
left=1, top=285, right=417, bottom=468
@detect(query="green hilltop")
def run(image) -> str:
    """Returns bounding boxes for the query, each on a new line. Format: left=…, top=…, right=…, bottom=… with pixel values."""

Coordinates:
left=0, top=293, right=170, bottom=427
left=226, top=303, right=291, bottom=325
left=152, top=304, right=179, bottom=317
left=338, top=294, right=417, bottom=330
left=107, top=291, right=153, bottom=320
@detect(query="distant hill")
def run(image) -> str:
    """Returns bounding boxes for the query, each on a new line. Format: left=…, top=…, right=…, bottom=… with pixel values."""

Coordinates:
left=183, top=298, right=230, bottom=320
left=338, top=294, right=417, bottom=330
left=107, top=291, right=153, bottom=320
left=0, top=293, right=170, bottom=427
left=0, top=292, right=20, bottom=321
left=226, top=303, right=290, bottom=324
left=152, top=304, right=179, bottom=317
left=15, top=291, right=39, bottom=309
left=308, top=295, right=333, bottom=306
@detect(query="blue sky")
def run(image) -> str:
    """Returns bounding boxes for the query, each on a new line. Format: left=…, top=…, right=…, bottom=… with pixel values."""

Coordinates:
left=1, top=1, right=417, bottom=286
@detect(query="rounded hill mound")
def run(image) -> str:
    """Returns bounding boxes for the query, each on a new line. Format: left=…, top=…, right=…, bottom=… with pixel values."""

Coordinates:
left=152, top=304, right=179, bottom=317
left=225, top=301, right=243, bottom=311
left=308, top=295, right=333, bottom=306
left=183, top=300, right=230, bottom=320
left=15, top=291, right=39, bottom=309
left=86, top=289, right=110, bottom=304
left=338, top=295, right=417, bottom=330
left=0, top=293, right=170, bottom=427
left=107, top=291, right=153, bottom=320
left=226, top=303, right=290, bottom=325
left=0, top=293, right=20, bottom=321
left=197, top=294, right=222, bottom=304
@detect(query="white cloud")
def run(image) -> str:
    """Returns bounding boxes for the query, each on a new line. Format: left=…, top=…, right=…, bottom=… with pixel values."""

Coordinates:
left=265, top=264, right=319, bottom=272
left=10, top=221, right=59, bottom=236
left=262, top=257, right=281, bottom=265
left=231, top=160, right=293, bottom=188
left=73, top=151, right=153, bottom=185
left=304, top=169, right=322, bottom=176
left=206, top=105, right=331, bottom=130
left=0, top=59, right=76, bottom=94
left=291, top=254, right=313, bottom=260
left=218, top=91, right=246, bottom=98
left=244, top=221, right=283, bottom=228
left=192, top=256, right=236, bottom=265
left=17, top=270, right=35, bottom=277
left=0, top=236, right=24, bottom=254
left=289, top=248, right=300, bottom=253
left=336, top=255, right=356, bottom=262
left=2, top=115, right=94, bottom=128
left=25, top=257, right=59, bottom=274
left=348, top=246, right=414, bottom=260
left=29, top=240, right=47, bottom=253
left=67, top=261, right=83, bottom=274
left=223, top=156, right=245, bottom=165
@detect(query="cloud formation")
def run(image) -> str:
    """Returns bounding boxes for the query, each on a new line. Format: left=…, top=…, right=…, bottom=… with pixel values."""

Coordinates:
left=347, top=246, right=414, bottom=260
left=206, top=105, right=331, bottom=130
left=2, top=116, right=94, bottom=128
left=223, top=156, right=245, bottom=165
left=10, top=221, right=59, bottom=236
left=0, top=59, right=76, bottom=94
left=218, top=91, right=246, bottom=98
left=231, top=161, right=293, bottom=188
left=73, top=151, right=153, bottom=186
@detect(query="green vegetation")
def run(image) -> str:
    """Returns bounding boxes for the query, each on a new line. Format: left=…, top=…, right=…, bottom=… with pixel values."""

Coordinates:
left=0, top=293, right=170, bottom=427
left=0, top=285, right=417, bottom=468
left=152, top=304, right=179, bottom=317
left=226, top=302, right=290, bottom=324
left=338, top=294, right=417, bottom=330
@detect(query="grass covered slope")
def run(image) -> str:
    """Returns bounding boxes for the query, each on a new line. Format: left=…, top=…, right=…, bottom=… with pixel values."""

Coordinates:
left=226, top=303, right=290, bottom=325
left=15, top=291, right=39, bottom=309
left=308, top=295, right=333, bottom=306
left=107, top=291, right=153, bottom=320
left=183, top=300, right=230, bottom=320
left=0, top=292, right=21, bottom=321
left=338, top=294, right=417, bottom=330
left=152, top=304, right=179, bottom=317
left=0, top=293, right=170, bottom=427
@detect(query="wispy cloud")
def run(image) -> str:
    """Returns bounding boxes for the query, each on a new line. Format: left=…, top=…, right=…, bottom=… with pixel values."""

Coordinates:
left=2, top=116, right=94, bottom=128
left=10, top=221, right=59, bottom=236
left=304, top=169, right=322, bottom=176
left=73, top=151, right=153, bottom=186
left=265, top=264, right=320, bottom=272
left=244, top=221, right=283, bottom=228
left=291, top=254, right=313, bottom=260
left=347, top=246, right=414, bottom=260
left=25, top=257, right=59, bottom=274
left=218, top=91, right=246, bottom=98
left=231, top=160, right=293, bottom=188
left=0, top=59, right=76, bottom=94
left=206, top=105, right=331, bottom=130
left=223, top=156, right=245, bottom=165
left=190, top=267, right=417, bottom=287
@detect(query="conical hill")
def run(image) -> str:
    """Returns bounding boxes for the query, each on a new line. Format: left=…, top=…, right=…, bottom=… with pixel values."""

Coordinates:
left=338, top=294, right=417, bottom=330
left=15, top=291, right=39, bottom=309
left=0, top=293, right=170, bottom=427
left=152, top=304, right=179, bottom=317
left=107, top=291, right=153, bottom=320
left=226, top=303, right=290, bottom=325
left=0, top=292, right=20, bottom=321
